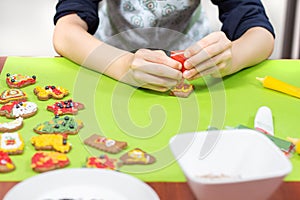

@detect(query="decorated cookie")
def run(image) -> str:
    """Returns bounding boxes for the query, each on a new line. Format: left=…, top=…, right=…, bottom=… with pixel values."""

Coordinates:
left=85, top=154, right=120, bottom=170
left=31, top=134, right=71, bottom=153
left=0, top=101, right=37, bottom=119
left=33, top=116, right=83, bottom=135
left=0, top=117, right=23, bottom=133
left=31, top=151, right=70, bottom=173
left=47, top=99, right=84, bottom=116
left=120, top=148, right=156, bottom=165
left=0, top=132, right=24, bottom=155
left=0, top=89, right=27, bottom=104
left=6, top=73, right=36, bottom=88
left=33, top=85, right=69, bottom=100
left=84, top=134, right=127, bottom=154
left=0, top=151, right=15, bottom=173
left=170, top=80, right=194, bottom=98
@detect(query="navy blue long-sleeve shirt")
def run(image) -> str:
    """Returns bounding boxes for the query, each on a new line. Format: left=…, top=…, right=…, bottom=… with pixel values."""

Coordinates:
left=54, top=0, right=274, bottom=42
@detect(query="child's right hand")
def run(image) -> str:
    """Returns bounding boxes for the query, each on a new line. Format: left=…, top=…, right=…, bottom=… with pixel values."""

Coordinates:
left=120, top=49, right=183, bottom=92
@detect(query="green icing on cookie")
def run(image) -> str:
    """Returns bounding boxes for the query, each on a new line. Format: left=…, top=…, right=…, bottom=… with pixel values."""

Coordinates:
left=34, top=116, right=83, bottom=134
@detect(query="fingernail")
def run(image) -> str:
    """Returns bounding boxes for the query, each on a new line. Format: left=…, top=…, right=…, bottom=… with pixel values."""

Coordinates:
left=184, top=60, right=191, bottom=69
left=183, top=70, right=191, bottom=79
left=178, top=63, right=183, bottom=71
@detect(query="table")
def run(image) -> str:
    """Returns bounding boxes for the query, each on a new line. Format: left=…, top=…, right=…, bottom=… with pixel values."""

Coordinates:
left=0, top=57, right=300, bottom=200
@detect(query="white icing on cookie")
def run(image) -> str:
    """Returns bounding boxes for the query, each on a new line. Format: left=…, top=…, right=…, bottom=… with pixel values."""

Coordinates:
left=0, top=117, right=23, bottom=130
left=1, top=89, right=25, bottom=99
left=12, top=102, right=37, bottom=117
left=0, top=132, right=23, bottom=150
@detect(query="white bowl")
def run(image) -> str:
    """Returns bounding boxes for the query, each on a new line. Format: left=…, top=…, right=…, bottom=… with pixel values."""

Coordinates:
left=169, top=129, right=292, bottom=200
left=4, top=168, right=159, bottom=200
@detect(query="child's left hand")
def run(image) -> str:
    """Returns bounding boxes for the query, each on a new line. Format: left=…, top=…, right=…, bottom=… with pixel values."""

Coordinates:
left=182, top=31, right=233, bottom=80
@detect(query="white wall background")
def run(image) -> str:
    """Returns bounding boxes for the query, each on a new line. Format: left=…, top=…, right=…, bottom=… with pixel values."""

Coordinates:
left=292, top=1, right=300, bottom=58
left=0, top=0, right=292, bottom=59
left=0, top=0, right=58, bottom=57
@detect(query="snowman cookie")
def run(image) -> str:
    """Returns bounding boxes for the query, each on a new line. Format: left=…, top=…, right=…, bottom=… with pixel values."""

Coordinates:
left=0, top=101, right=37, bottom=119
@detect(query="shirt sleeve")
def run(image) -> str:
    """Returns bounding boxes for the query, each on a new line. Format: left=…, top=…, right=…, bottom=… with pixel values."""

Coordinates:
left=211, top=0, right=275, bottom=40
left=54, top=0, right=101, bottom=34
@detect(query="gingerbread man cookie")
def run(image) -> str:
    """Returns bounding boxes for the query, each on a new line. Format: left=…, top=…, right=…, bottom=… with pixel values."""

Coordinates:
left=0, top=89, right=27, bottom=104
left=33, top=85, right=69, bottom=100
left=33, top=116, right=83, bottom=135
left=0, top=101, right=38, bottom=119
left=6, top=73, right=36, bottom=88
left=47, top=99, right=84, bottom=116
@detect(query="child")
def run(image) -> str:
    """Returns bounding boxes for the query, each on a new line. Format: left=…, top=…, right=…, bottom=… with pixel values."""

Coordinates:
left=53, top=0, right=274, bottom=92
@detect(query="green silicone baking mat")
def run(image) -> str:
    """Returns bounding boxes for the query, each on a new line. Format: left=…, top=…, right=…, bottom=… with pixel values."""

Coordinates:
left=0, top=57, right=300, bottom=182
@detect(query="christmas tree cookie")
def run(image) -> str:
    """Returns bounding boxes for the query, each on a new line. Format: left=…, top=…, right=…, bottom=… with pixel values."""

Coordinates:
left=33, top=116, right=83, bottom=135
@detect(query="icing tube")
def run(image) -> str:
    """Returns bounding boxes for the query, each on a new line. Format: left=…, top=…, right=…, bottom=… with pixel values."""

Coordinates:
left=170, top=50, right=187, bottom=73
left=256, top=76, right=300, bottom=98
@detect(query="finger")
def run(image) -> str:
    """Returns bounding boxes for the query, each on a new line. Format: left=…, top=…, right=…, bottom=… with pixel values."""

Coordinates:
left=137, top=49, right=181, bottom=70
left=195, top=49, right=232, bottom=72
left=199, top=65, right=219, bottom=77
left=133, top=70, right=180, bottom=88
left=185, top=66, right=219, bottom=80
left=184, top=33, right=220, bottom=58
left=184, top=41, right=231, bottom=70
left=142, top=84, right=171, bottom=92
left=185, top=31, right=231, bottom=57
left=183, top=57, right=216, bottom=79
left=211, top=62, right=232, bottom=78
left=135, top=63, right=182, bottom=81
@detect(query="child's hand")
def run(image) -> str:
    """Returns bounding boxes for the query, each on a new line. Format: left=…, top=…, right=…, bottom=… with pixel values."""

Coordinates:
left=121, top=49, right=182, bottom=92
left=182, top=31, right=233, bottom=80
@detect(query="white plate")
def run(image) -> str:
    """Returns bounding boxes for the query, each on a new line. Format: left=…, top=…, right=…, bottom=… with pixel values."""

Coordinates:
left=4, top=168, right=160, bottom=200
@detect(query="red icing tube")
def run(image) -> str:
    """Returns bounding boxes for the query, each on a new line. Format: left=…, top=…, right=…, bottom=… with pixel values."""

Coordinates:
left=170, top=50, right=186, bottom=73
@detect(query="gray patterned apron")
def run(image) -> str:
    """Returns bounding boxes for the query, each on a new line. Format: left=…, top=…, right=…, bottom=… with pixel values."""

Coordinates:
left=94, top=0, right=211, bottom=51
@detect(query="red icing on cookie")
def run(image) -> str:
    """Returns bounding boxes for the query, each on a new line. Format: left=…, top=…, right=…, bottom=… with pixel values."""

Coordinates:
left=0, top=89, right=27, bottom=104
left=0, top=151, right=14, bottom=164
left=47, top=99, right=84, bottom=116
left=33, top=86, right=68, bottom=100
left=0, top=151, right=15, bottom=172
left=31, top=151, right=70, bottom=172
left=48, top=86, right=63, bottom=95
left=0, top=101, right=23, bottom=114
left=86, top=155, right=119, bottom=170
left=6, top=73, right=36, bottom=88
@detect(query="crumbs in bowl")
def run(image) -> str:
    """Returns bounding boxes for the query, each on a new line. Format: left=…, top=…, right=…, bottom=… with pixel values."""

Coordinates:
left=195, top=172, right=242, bottom=182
